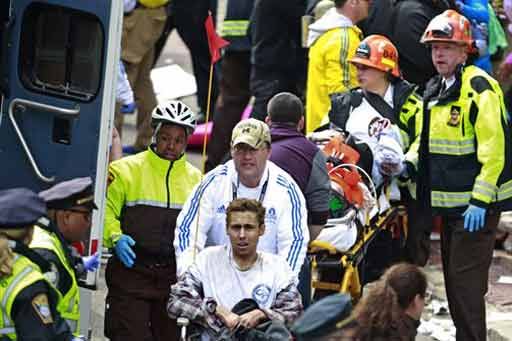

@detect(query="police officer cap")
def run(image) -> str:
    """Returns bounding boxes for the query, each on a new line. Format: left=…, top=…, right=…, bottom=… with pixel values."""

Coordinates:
left=39, top=177, right=97, bottom=210
left=0, top=188, right=47, bottom=228
left=291, top=293, right=352, bottom=339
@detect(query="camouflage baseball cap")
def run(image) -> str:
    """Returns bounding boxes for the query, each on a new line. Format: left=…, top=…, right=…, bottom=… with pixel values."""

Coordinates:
left=231, top=118, right=271, bottom=149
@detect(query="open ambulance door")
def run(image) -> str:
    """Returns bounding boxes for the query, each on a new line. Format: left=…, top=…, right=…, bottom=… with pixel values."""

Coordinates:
left=0, top=0, right=122, bottom=336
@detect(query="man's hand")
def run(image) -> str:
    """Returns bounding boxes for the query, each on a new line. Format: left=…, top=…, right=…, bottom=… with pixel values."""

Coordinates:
left=462, top=205, right=486, bottom=232
left=239, top=309, right=267, bottom=329
left=114, top=234, right=136, bottom=268
left=215, top=306, right=240, bottom=330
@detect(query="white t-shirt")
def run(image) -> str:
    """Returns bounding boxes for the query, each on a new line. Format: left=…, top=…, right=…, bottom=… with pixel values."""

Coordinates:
left=189, top=245, right=297, bottom=310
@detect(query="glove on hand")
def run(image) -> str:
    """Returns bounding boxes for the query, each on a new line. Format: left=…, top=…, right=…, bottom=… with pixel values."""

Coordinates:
left=114, top=234, right=136, bottom=268
left=120, top=102, right=137, bottom=115
left=82, top=252, right=100, bottom=272
left=462, top=204, right=486, bottom=232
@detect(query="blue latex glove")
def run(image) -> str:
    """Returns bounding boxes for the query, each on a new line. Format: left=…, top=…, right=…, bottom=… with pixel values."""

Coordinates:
left=462, top=204, right=486, bottom=232
left=114, top=234, right=136, bottom=268
left=120, top=102, right=136, bottom=114
left=82, top=252, right=100, bottom=272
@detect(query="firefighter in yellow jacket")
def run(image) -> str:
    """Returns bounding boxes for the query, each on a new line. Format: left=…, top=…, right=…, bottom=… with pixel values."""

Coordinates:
left=305, top=0, right=369, bottom=133
left=407, top=10, right=512, bottom=341
left=31, top=177, right=99, bottom=336
left=0, top=188, right=78, bottom=340
left=104, top=100, right=202, bottom=340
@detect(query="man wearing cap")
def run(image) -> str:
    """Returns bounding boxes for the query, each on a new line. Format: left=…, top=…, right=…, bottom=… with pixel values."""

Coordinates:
left=31, top=177, right=98, bottom=336
left=175, top=118, right=309, bottom=278
left=103, top=100, right=202, bottom=340
left=0, top=188, right=79, bottom=340
left=407, top=9, right=512, bottom=340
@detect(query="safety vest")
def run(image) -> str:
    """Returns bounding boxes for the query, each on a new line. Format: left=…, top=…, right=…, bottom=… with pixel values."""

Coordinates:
left=0, top=255, right=48, bottom=340
left=138, top=0, right=168, bottom=8
left=30, top=226, right=80, bottom=335
left=416, top=65, right=512, bottom=213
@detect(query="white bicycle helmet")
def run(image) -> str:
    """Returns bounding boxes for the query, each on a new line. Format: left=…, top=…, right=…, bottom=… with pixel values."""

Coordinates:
left=151, top=100, right=196, bottom=133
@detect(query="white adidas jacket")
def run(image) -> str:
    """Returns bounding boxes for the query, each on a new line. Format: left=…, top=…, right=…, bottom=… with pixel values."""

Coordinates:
left=174, top=160, right=309, bottom=276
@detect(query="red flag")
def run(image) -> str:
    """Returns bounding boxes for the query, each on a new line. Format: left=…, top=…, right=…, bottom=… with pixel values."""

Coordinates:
left=204, top=12, right=229, bottom=64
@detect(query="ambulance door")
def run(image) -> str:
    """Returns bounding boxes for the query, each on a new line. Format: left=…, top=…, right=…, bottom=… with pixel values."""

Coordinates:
left=0, top=0, right=122, bottom=336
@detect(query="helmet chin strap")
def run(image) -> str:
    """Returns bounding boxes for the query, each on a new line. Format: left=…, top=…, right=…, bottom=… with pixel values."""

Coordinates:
left=151, top=122, right=163, bottom=144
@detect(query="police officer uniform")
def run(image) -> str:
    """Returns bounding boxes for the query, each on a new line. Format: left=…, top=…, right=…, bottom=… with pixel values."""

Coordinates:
left=30, top=177, right=97, bottom=336
left=291, top=293, right=352, bottom=340
left=0, top=188, right=76, bottom=341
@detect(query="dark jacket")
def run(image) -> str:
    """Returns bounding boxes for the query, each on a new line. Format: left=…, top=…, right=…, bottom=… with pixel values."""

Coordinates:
left=331, top=315, right=420, bottom=340
left=270, top=123, right=330, bottom=225
left=362, top=0, right=452, bottom=90
left=249, top=0, right=306, bottom=72
left=222, top=0, right=254, bottom=51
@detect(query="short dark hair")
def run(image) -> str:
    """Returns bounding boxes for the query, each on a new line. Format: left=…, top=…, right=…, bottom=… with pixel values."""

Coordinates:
left=267, top=92, right=304, bottom=124
left=226, top=199, right=266, bottom=227
left=334, top=0, right=348, bottom=8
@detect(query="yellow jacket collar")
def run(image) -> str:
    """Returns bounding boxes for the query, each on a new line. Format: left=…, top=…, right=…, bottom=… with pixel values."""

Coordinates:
left=146, top=145, right=187, bottom=174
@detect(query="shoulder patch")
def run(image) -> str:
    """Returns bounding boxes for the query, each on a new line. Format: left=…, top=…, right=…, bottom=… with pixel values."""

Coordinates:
left=470, top=76, right=493, bottom=94
left=107, top=171, right=116, bottom=187
left=32, top=293, right=53, bottom=324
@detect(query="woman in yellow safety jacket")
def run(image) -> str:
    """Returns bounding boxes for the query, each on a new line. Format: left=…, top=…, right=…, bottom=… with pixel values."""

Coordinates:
left=0, top=188, right=77, bottom=341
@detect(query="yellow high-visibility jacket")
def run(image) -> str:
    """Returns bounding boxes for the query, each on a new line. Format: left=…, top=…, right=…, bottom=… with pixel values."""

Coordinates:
left=306, top=11, right=362, bottom=133
left=104, top=148, right=201, bottom=260
left=407, top=65, right=512, bottom=214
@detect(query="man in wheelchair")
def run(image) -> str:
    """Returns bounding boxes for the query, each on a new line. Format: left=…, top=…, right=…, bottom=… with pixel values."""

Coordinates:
left=167, top=199, right=303, bottom=340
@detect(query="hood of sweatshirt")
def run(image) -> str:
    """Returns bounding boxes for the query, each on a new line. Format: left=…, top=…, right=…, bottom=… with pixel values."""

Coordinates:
left=307, top=8, right=353, bottom=47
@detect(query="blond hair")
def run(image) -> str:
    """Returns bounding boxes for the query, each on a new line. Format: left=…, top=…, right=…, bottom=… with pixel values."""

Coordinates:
left=0, top=227, right=34, bottom=278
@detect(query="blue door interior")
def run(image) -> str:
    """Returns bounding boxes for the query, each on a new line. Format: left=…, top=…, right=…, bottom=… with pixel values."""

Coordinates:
left=0, top=0, right=114, bottom=191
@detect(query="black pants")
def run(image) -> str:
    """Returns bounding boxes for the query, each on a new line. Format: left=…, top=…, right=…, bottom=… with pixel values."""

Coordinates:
left=206, top=51, right=251, bottom=171
left=440, top=213, right=498, bottom=341
left=104, top=257, right=178, bottom=341
left=402, top=190, right=432, bottom=266
left=173, top=0, right=218, bottom=113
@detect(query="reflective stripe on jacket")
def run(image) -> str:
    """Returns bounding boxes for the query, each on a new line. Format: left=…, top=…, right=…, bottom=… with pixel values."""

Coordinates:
left=104, top=147, right=202, bottom=262
left=30, top=226, right=80, bottom=334
left=0, top=255, right=46, bottom=339
left=412, top=65, right=512, bottom=214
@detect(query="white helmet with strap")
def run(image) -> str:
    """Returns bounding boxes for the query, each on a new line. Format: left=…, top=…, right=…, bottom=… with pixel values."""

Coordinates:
left=151, top=100, right=196, bottom=134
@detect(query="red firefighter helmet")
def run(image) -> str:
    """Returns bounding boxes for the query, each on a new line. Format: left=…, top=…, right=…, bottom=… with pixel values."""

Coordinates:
left=349, top=35, right=401, bottom=78
left=421, top=9, right=473, bottom=49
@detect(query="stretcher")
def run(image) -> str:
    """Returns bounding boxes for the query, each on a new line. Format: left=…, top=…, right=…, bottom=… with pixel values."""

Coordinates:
left=308, top=131, right=408, bottom=302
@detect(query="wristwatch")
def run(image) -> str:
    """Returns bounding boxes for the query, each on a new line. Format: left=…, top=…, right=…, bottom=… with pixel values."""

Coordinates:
left=205, top=298, right=217, bottom=314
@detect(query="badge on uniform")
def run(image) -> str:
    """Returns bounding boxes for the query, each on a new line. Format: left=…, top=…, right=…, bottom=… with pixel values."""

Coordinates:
left=32, top=293, right=54, bottom=324
left=447, top=105, right=461, bottom=127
